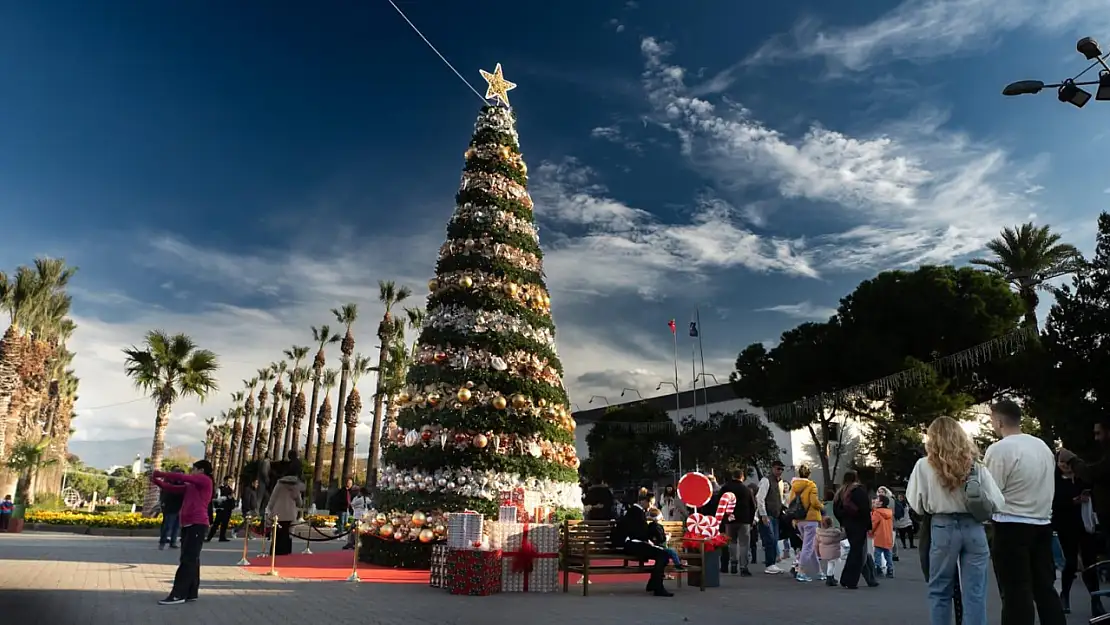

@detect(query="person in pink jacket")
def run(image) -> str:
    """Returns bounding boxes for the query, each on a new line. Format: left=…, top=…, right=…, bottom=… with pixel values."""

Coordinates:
left=152, top=459, right=213, bottom=605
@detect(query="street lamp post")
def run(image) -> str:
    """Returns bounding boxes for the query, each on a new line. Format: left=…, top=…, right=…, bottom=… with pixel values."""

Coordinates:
left=657, top=381, right=682, bottom=478
left=620, top=388, right=642, bottom=399
left=1003, top=37, right=1110, bottom=107
left=588, top=395, right=609, bottom=406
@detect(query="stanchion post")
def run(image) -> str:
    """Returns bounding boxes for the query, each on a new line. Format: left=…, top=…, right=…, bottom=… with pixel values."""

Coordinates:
left=265, top=517, right=280, bottom=577
left=236, top=516, right=251, bottom=566
left=256, top=517, right=269, bottom=557
left=301, top=520, right=313, bottom=555
left=346, top=519, right=360, bottom=583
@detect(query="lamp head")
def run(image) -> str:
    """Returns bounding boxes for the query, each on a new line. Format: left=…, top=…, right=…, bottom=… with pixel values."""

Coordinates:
left=1078, top=37, right=1103, bottom=61
left=1059, top=79, right=1092, bottom=108
left=1002, top=80, right=1045, bottom=96
left=655, top=383, right=663, bottom=391
left=1097, top=71, right=1110, bottom=101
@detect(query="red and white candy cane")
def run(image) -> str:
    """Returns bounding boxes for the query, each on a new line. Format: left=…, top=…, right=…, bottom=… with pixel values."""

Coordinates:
left=714, top=492, right=737, bottom=524
left=685, top=512, right=719, bottom=539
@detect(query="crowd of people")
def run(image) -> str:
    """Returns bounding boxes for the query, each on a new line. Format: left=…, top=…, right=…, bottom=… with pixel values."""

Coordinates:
left=583, top=399, right=1110, bottom=625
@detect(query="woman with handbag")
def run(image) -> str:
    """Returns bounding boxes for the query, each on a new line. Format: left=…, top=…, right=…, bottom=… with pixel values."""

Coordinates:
left=1054, top=449, right=1104, bottom=615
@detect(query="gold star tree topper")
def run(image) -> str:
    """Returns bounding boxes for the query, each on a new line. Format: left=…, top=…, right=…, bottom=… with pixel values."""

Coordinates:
left=480, top=63, right=517, bottom=107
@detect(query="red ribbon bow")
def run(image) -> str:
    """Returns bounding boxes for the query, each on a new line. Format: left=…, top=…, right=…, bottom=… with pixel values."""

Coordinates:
left=512, top=538, right=539, bottom=574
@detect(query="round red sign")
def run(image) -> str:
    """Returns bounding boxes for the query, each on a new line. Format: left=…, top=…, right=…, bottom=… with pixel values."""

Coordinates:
left=677, top=472, right=713, bottom=508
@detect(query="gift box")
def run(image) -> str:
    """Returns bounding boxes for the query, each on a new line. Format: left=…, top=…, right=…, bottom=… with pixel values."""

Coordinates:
left=430, top=544, right=449, bottom=589
left=446, top=548, right=502, bottom=596
left=499, top=505, right=518, bottom=523
left=489, top=521, right=559, bottom=593
left=531, top=506, right=553, bottom=523
left=447, top=511, right=483, bottom=549
left=499, top=488, right=541, bottom=523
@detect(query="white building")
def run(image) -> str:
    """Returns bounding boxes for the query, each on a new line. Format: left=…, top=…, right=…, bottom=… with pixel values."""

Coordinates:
left=571, top=382, right=864, bottom=493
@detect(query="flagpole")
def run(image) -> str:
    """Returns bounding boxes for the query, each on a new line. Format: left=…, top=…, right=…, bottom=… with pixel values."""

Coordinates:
left=671, top=321, right=680, bottom=426
left=696, top=307, right=709, bottom=408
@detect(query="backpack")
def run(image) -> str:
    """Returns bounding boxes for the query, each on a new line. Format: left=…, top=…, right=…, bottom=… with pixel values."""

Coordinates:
left=964, top=463, right=995, bottom=523
left=786, top=483, right=812, bottom=521
left=894, top=499, right=905, bottom=520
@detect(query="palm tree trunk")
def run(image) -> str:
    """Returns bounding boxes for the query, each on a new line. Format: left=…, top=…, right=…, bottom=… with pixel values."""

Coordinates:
left=366, top=342, right=389, bottom=488
left=0, top=326, right=24, bottom=464
left=267, top=398, right=281, bottom=459
left=282, top=405, right=294, bottom=459
left=342, top=423, right=357, bottom=483
left=328, top=367, right=350, bottom=484
left=304, top=379, right=321, bottom=461
left=252, top=404, right=267, bottom=460
left=312, top=423, right=328, bottom=490
left=141, top=401, right=172, bottom=517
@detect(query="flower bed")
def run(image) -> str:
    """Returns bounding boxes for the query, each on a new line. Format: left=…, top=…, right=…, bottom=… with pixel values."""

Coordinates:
left=24, top=510, right=338, bottom=531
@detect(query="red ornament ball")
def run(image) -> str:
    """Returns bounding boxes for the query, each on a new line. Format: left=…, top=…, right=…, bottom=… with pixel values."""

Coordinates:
left=421, top=429, right=433, bottom=442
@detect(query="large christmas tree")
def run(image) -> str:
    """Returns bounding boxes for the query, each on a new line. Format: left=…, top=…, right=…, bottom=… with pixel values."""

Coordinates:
left=374, top=65, right=583, bottom=528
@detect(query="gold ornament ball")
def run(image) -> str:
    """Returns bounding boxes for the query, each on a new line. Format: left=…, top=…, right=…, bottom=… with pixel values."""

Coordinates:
left=499, top=145, right=511, bottom=158
left=374, top=513, right=388, bottom=526
left=507, top=283, right=519, bottom=296
left=473, top=433, right=489, bottom=448
left=433, top=524, right=447, bottom=536
left=465, top=148, right=476, bottom=159
left=511, top=394, right=527, bottom=410
left=457, top=388, right=472, bottom=403
left=419, top=528, right=435, bottom=543
left=427, top=393, right=440, bottom=406
left=428, top=279, right=438, bottom=292
left=491, top=395, right=507, bottom=410
left=460, top=276, right=474, bottom=289
left=379, top=524, right=394, bottom=538
left=411, top=511, right=427, bottom=527
left=571, top=457, right=580, bottom=469
left=537, top=398, right=547, bottom=408
left=398, top=391, right=411, bottom=404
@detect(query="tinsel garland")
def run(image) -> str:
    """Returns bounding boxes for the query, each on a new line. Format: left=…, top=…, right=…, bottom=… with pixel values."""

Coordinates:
left=762, top=326, right=1037, bottom=421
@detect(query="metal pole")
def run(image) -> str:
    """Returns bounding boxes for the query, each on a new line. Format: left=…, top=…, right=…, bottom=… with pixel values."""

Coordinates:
left=237, top=519, right=251, bottom=566
left=346, top=524, right=361, bottom=583
left=696, top=307, right=709, bottom=409
left=265, top=517, right=280, bottom=576
left=690, top=341, right=698, bottom=422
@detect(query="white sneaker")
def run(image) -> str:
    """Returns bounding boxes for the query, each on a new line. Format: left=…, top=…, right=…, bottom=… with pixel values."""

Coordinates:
left=764, top=564, right=783, bottom=574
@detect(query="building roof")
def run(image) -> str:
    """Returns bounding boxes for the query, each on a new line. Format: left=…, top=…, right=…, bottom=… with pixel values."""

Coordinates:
left=571, top=382, right=740, bottom=424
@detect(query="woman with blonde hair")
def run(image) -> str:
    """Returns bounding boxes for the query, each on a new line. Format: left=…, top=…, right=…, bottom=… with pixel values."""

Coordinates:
left=906, top=416, right=1004, bottom=625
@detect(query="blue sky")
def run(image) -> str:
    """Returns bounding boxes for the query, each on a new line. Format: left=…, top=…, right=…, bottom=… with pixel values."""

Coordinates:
left=2, top=0, right=1107, bottom=461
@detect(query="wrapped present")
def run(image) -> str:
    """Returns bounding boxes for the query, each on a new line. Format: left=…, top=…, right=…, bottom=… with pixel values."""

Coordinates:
left=489, top=521, right=559, bottom=593
left=447, top=511, right=483, bottom=549
left=499, top=488, right=541, bottom=523
left=430, top=544, right=449, bottom=589
left=499, top=505, right=518, bottom=523
left=531, top=506, right=553, bottom=523
left=446, top=548, right=502, bottom=596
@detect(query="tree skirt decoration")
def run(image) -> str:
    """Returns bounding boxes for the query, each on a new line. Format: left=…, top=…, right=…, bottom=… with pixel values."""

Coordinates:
left=359, top=534, right=436, bottom=569
left=763, top=326, right=1037, bottom=421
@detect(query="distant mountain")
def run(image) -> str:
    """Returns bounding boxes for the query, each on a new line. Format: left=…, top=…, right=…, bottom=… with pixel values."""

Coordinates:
left=69, top=439, right=204, bottom=471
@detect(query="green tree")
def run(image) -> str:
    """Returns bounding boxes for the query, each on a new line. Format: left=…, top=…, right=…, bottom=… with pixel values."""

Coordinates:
left=122, top=331, right=219, bottom=516
left=678, top=410, right=782, bottom=479
left=580, top=404, right=675, bottom=488
left=367, top=281, right=411, bottom=489
left=1039, top=213, right=1110, bottom=451
left=733, top=265, right=1023, bottom=487
left=5, top=437, right=56, bottom=507
left=304, top=325, right=339, bottom=464
left=971, top=222, right=1083, bottom=328
left=377, top=99, right=580, bottom=519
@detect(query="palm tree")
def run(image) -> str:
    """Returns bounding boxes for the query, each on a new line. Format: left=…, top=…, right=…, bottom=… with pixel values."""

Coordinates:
left=327, top=303, right=358, bottom=485
left=311, top=369, right=339, bottom=489
left=203, top=416, right=216, bottom=459
left=226, top=392, right=244, bottom=485
left=286, top=367, right=308, bottom=460
left=282, top=346, right=310, bottom=456
left=237, top=378, right=257, bottom=478
left=267, top=361, right=288, bottom=457
left=365, top=323, right=412, bottom=485
left=0, top=258, right=76, bottom=476
left=971, top=222, right=1083, bottom=327
left=366, top=281, right=411, bottom=488
left=252, top=368, right=274, bottom=460
left=340, top=354, right=373, bottom=481
left=121, top=331, right=219, bottom=516
left=6, top=437, right=56, bottom=507
left=305, top=325, right=339, bottom=464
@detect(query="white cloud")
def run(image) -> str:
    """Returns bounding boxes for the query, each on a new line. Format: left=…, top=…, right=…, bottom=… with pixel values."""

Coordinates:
left=639, top=36, right=1038, bottom=270
left=745, top=0, right=1109, bottom=72
left=755, top=301, right=838, bottom=320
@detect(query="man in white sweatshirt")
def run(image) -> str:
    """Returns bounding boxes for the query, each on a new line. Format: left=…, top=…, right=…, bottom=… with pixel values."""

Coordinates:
left=983, top=399, right=1066, bottom=625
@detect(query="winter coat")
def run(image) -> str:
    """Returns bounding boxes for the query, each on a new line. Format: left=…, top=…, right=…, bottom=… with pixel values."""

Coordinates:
left=787, top=477, right=823, bottom=522
left=817, top=527, right=845, bottom=560
left=870, top=507, right=895, bottom=550
left=266, top=475, right=304, bottom=522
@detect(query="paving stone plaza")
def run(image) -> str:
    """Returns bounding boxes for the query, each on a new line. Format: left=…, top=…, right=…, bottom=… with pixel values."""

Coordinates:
left=0, top=532, right=1040, bottom=625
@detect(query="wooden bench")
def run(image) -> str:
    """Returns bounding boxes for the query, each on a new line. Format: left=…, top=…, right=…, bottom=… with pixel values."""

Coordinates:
left=560, top=520, right=706, bottom=596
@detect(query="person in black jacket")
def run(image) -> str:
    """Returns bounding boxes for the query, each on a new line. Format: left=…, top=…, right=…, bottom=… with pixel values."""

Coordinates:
left=240, top=478, right=261, bottom=540
left=1054, top=452, right=1103, bottom=615
left=614, top=489, right=673, bottom=597
left=834, top=471, right=878, bottom=589
left=158, top=468, right=185, bottom=550
left=206, top=477, right=237, bottom=542
left=719, top=469, right=755, bottom=576
left=583, top=480, right=615, bottom=521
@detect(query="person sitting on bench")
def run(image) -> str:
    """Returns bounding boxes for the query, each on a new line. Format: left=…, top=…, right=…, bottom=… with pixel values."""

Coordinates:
left=614, top=488, right=673, bottom=597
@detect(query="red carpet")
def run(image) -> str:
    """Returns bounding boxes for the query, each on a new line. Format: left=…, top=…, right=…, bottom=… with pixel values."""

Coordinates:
left=243, top=550, right=429, bottom=583
left=244, top=553, right=665, bottom=586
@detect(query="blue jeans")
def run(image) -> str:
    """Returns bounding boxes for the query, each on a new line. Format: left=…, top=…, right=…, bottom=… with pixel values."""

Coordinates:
left=160, top=511, right=180, bottom=546
left=758, top=517, right=780, bottom=566
left=928, top=514, right=990, bottom=625
left=662, top=547, right=682, bottom=567
left=337, top=511, right=349, bottom=534
left=875, top=546, right=894, bottom=575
